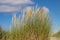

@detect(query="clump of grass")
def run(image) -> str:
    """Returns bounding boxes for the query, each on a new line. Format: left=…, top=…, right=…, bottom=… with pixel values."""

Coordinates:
left=0, top=26, right=8, bottom=40
left=9, top=6, right=51, bottom=40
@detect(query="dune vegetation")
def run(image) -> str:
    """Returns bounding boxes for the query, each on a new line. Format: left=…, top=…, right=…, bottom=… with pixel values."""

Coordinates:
left=53, top=31, right=60, bottom=37
left=0, top=6, right=51, bottom=40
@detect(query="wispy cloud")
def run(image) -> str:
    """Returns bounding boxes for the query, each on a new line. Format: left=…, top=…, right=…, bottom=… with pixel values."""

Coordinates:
left=0, top=0, right=34, bottom=6
left=0, top=5, right=19, bottom=12
left=0, top=0, right=34, bottom=12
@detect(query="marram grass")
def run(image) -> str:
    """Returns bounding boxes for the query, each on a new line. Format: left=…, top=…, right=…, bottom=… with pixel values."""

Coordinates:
left=0, top=7, right=51, bottom=40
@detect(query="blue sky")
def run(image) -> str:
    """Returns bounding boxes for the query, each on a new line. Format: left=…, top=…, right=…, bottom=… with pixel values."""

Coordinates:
left=0, top=0, right=60, bottom=33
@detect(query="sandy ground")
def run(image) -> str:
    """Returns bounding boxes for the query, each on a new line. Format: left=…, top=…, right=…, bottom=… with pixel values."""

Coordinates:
left=50, top=37, right=60, bottom=40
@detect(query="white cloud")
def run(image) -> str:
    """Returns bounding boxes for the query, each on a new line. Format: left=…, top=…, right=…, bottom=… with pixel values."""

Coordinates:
left=0, top=0, right=34, bottom=12
left=0, top=5, right=19, bottom=12
left=0, top=0, right=34, bottom=5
